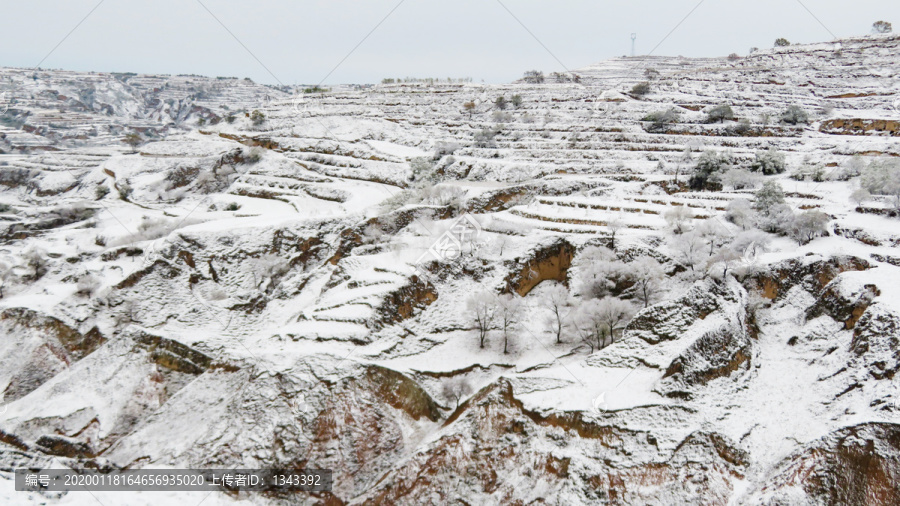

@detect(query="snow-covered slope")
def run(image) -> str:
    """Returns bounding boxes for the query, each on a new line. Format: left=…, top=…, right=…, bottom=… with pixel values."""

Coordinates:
left=0, top=33, right=899, bottom=505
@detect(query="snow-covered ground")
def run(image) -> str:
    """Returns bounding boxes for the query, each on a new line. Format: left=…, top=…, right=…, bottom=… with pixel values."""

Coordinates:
left=0, top=32, right=899, bottom=505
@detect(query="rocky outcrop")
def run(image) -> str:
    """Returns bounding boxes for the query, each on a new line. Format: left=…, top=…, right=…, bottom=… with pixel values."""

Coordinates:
left=503, top=238, right=575, bottom=296
left=748, top=423, right=900, bottom=504
left=744, top=255, right=870, bottom=301
left=371, top=278, right=437, bottom=329
left=627, top=278, right=730, bottom=344
left=361, top=379, right=747, bottom=505
left=0, top=309, right=106, bottom=401
left=849, top=305, right=900, bottom=381
left=659, top=322, right=752, bottom=399
left=819, top=118, right=900, bottom=137
left=805, top=280, right=880, bottom=330
left=131, top=330, right=212, bottom=375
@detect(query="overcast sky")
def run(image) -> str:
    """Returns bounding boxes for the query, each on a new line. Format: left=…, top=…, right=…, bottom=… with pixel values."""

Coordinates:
left=1, top=0, right=897, bottom=84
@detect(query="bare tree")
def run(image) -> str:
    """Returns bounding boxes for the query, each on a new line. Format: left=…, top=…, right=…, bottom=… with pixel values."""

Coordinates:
left=496, top=293, right=523, bottom=354
left=575, top=299, right=609, bottom=352
left=607, top=215, right=624, bottom=250
left=707, top=245, right=742, bottom=278
left=725, top=199, right=757, bottom=230
left=577, top=297, right=635, bottom=350
left=467, top=290, right=497, bottom=349
left=664, top=206, right=695, bottom=234
left=627, top=257, right=665, bottom=308
left=541, top=283, right=571, bottom=344
left=671, top=230, right=708, bottom=272
left=122, top=133, right=143, bottom=153
left=442, top=377, right=473, bottom=410
left=850, top=188, right=871, bottom=207
left=873, top=20, right=893, bottom=33
left=595, top=296, right=636, bottom=342
left=696, top=218, right=731, bottom=257
left=789, top=210, right=830, bottom=245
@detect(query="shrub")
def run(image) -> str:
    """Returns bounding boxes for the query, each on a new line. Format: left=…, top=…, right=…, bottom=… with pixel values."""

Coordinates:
left=225, top=202, right=241, bottom=211
left=781, top=106, right=809, bottom=125
left=689, top=150, right=733, bottom=190
left=463, top=101, right=476, bottom=116
left=750, top=148, right=787, bottom=175
left=473, top=127, right=501, bottom=148
left=410, top=157, right=436, bottom=183
left=250, top=109, right=265, bottom=126
left=872, top=21, right=892, bottom=34
left=721, top=168, right=762, bottom=190
left=494, top=96, right=508, bottom=110
left=522, top=70, right=545, bottom=84
left=631, top=82, right=651, bottom=97
left=705, top=104, right=734, bottom=123
left=117, top=180, right=133, bottom=200
left=644, top=68, right=660, bottom=80
left=76, top=274, right=100, bottom=297
left=23, top=247, right=49, bottom=281
left=790, top=163, right=827, bottom=182
left=225, top=115, right=236, bottom=124
left=775, top=38, right=791, bottom=47
left=859, top=158, right=900, bottom=210
left=510, top=94, right=523, bottom=108
left=245, top=146, right=263, bottom=164
left=730, top=118, right=752, bottom=135
left=754, top=181, right=785, bottom=215
left=95, top=185, right=111, bottom=200
left=122, top=133, right=143, bottom=152
left=643, top=108, right=680, bottom=131
left=728, top=53, right=741, bottom=61
left=789, top=210, right=830, bottom=244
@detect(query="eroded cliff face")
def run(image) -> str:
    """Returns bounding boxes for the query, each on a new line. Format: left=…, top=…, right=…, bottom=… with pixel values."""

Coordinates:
left=359, top=379, right=748, bottom=506
left=503, top=239, right=575, bottom=296
left=749, top=423, right=900, bottom=505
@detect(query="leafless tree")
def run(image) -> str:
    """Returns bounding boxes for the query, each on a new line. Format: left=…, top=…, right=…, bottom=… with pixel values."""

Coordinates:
left=467, top=290, right=497, bottom=349
left=670, top=230, right=708, bottom=272
left=664, top=206, right=695, bottom=234
left=606, top=215, right=624, bottom=250
left=442, top=377, right=473, bottom=410
left=627, top=257, right=665, bottom=308
left=496, top=293, right=523, bottom=354
left=541, top=283, right=571, bottom=344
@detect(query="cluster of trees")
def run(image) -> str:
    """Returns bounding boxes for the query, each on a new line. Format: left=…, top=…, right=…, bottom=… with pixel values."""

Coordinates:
left=722, top=181, right=829, bottom=244
left=522, top=70, right=545, bottom=84
left=381, top=77, right=474, bottom=84
left=465, top=243, right=670, bottom=354
left=466, top=280, right=640, bottom=355
left=494, top=95, right=523, bottom=110
left=689, top=147, right=788, bottom=190
left=643, top=104, right=807, bottom=137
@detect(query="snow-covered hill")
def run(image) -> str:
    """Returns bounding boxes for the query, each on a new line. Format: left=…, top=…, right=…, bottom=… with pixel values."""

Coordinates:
left=0, top=33, right=899, bottom=505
